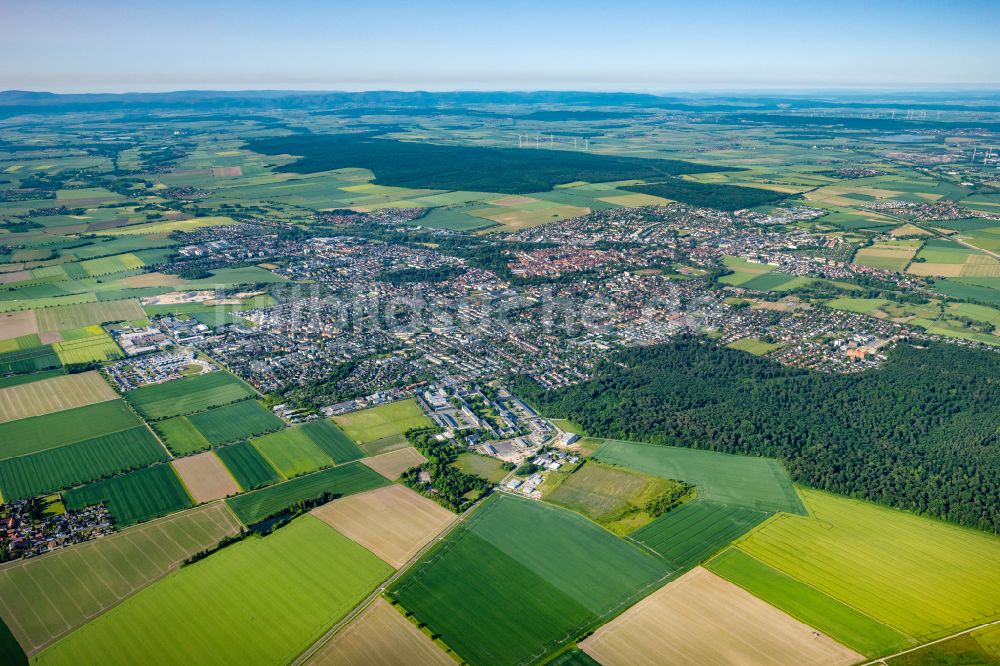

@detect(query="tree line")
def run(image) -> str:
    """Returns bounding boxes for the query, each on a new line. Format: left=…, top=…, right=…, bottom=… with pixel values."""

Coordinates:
left=515, top=336, right=1000, bottom=533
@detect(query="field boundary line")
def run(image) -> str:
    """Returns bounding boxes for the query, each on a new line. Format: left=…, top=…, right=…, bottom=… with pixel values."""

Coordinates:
left=109, top=369, right=175, bottom=460
left=290, top=490, right=494, bottom=666
left=13, top=500, right=237, bottom=655
left=860, top=618, right=1000, bottom=666
left=705, top=547, right=917, bottom=650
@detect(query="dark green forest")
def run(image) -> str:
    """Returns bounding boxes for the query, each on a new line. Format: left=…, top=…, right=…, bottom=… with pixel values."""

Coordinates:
left=515, top=337, right=1000, bottom=533
left=246, top=134, right=730, bottom=194
left=624, top=178, right=789, bottom=210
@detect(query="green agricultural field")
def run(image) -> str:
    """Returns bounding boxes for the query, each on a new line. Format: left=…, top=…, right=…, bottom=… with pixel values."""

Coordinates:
left=63, top=464, right=193, bottom=526
left=0, top=617, right=25, bottom=666
left=52, top=333, right=122, bottom=364
left=631, top=499, right=770, bottom=570
left=888, top=624, right=1000, bottom=665
left=451, top=452, right=508, bottom=483
left=187, top=400, right=285, bottom=446
left=250, top=428, right=334, bottom=478
left=0, top=345, right=61, bottom=375
left=734, top=488, right=1000, bottom=642
left=333, top=398, right=433, bottom=445
left=707, top=547, right=914, bottom=657
left=0, top=503, right=241, bottom=656
left=914, top=238, right=974, bottom=264
left=0, top=334, right=41, bottom=354
left=390, top=494, right=672, bottom=665
left=78, top=252, right=146, bottom=277
left=0, top=400, right=140, bottom=459
left=299, top=419, right=365, bottom=464
left=152, top=416, right=211, bottom=456
left=0, top=427, right=167, bottom=501
left=215, top=440, right=282, bottom=491
left=593, top=440, right=805, bottom=514
left=34, top=299, right=145, bottom=332
left=181, top=266, right=288, bottom=288
left=225, top=461, right=389, bottom=525
left=853, top=241, right=920, bottom=272
left=124, top=371, right=256, bottom=420
left=0, top=368, right=66, bottom=389
left=937, top=277, right=1000, bottom=305
left=34, top=516, right=393, bottom=666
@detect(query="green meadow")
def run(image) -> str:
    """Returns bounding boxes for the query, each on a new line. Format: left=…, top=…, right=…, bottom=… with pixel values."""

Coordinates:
left=34, top=516, right=392, bottom=666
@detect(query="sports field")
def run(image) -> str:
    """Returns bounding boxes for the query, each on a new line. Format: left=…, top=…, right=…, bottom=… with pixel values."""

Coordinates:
left=34, top=516, right=393, bottom=666
left=226, top=462, right=390, bottom=525
left=390, top=494, right=671, bottom=665
left=631, top=499, right=771, bottom=570
left=0, top=371, right=116, bottom=423
left=63, top=464, right=193, bottom=526
left=580, top=567, right=863, bottom=666
left=707, top=547, right=914, bottom=656
left=311, top=485, right=456, bottom=568
left=732, top=488, right=1000, bottom=642
left=171, top=452, right=240, bottom=503
left=215, top=440, right=282, bottom=490
left=0, top=427, right=167, bottom=501
left=0, top=400, right=140, bottom=459
left=300, top=419, right=365, bottom=463
left=593, top=440, right=805, bottom=514
left=307, top=598, right=453, bottom=666
left=0, top=503, right=240, bottom=655
left=332, top=398, right=432, bottom=445
left=124, top=371, right=256, bottom=420
left=361, top=446, right=427, bottom=480
left=251, top=428, right=335, bottom=477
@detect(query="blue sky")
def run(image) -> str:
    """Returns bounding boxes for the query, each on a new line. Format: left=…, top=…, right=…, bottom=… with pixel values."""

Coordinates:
left=4, top=0, right=999, bottom=92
